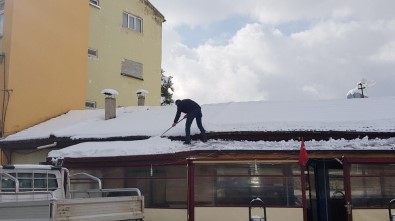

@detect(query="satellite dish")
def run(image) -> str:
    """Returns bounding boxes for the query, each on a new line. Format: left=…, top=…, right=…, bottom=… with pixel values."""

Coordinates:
left=347, top=78, right=375, bottom=99
left=359, top=78, right=376, bottom=88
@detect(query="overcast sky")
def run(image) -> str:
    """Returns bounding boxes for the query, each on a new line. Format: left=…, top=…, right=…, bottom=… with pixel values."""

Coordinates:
left=150, top=0, right=395, bottom=104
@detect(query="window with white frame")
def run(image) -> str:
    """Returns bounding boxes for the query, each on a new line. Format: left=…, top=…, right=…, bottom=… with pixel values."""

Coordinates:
left=89, top=0, right=100, bottom=7
left=122, top=12, right=142, bottom=33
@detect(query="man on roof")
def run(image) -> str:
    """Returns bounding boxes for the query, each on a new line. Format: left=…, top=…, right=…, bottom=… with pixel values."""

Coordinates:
left=172, top=99, right=207, bottom=144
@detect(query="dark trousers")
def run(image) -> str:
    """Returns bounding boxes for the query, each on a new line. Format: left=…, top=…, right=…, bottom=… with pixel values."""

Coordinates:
left=185, top=108, right=206, bottom=142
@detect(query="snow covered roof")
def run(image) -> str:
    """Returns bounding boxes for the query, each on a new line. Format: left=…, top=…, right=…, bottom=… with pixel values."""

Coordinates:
left=47, top=136, right=395, bottom=159
left=2, top=97, right=395, bottom=158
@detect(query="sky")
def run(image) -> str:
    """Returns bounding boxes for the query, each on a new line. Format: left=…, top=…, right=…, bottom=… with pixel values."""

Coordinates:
left=149, top=0, right=395, bottom=105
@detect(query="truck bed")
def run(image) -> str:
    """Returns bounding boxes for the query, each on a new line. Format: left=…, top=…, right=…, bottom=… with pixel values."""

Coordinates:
left=56, top=196, right=144, bottom=221
left=0, top=195, right=144, bottom=221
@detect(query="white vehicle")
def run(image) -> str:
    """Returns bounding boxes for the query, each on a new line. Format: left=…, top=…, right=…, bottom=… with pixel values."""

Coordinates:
left=0, top=163, right=144, bottom=221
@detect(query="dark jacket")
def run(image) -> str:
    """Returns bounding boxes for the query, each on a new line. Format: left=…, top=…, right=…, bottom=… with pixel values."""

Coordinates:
left=174, top=99, right=201, bottom=123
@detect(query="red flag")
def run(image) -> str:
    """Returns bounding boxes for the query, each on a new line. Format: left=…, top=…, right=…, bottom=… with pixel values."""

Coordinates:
left=299, top=137, right=308, bottom=167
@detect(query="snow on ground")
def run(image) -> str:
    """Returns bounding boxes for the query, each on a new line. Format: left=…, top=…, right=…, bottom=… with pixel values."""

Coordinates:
left=3, top=97, right=395, bottom=158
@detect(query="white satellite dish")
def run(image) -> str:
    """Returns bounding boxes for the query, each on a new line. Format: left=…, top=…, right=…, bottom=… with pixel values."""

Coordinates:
left=347, top=78, right=375, bottom=99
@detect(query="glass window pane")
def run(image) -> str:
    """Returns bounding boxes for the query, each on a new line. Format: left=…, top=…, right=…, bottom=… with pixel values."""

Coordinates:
left=136, top=18, right=142, bottom=32
left=122, top=13, right=128, bottom=28
left=48, top=174, right=58, bottom=190
left=124, top=166, right=187, bottom=208
left=195, top=163, right=301, bottom=207
left=351, top=164, right=395, bottom=208
left=1, top=175, right=16, bottom=192
left=129, top=16, right=135, bottom=29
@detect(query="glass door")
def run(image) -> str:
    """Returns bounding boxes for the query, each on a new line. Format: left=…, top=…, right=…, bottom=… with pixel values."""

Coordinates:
left=306, top=159, right=348, bottom=221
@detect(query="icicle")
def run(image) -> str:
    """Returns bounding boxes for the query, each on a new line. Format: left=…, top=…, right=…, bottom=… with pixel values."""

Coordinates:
left=150, top=164, right=153, bottom=177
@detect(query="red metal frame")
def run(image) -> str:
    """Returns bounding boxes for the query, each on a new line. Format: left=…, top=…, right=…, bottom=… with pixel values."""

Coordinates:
left=187, top=159, right=195, bottom=221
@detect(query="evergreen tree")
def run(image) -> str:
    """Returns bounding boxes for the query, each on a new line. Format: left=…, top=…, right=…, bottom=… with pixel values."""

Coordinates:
left=161, top=73, right=174, bottom=106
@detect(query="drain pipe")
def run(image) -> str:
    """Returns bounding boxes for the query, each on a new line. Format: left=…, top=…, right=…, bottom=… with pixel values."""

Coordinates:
left=36, top=142, right=57, bottom=150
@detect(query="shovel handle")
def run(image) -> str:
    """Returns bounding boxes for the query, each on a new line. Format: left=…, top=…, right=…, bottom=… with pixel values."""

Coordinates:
left=160, top=115, right=187, bottom=137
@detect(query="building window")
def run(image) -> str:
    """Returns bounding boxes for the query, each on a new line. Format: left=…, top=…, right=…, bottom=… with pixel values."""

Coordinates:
left=71, top=166, right=188, bottom=209
left=89, top=0, right=100, bottom=7
left=85, top=101, right=96, bottom=109
left=195, top=162, right=302, bottom=207
left=121, top=58, right=143, bottom=80
left=88, top=48, right=98, bottom=58
left=350, top=164, right=395, bottom=208
left=122, top=12, right=143, bottom=33
left=70, top=162, right=302, bottom=209
left=125, top=166, right=187, bottom=208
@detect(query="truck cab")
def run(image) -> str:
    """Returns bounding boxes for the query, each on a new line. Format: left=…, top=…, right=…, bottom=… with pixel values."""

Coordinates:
left=0, top=164, right=68, bottom=202
left=0, top=163, right=144, bottom=221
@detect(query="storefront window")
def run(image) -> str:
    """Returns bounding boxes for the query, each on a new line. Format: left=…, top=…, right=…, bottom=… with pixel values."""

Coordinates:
left=350, top=164, right=395, bottom=208
left=71, top=166, right=188, bottom=208
left=70, top=162, right=302, bottom=208
left=127, top=166, right=187, bottom=208
left=195, top=162, right=302, bottom=207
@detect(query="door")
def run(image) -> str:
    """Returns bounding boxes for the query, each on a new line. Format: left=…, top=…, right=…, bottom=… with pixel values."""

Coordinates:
left=306, top=159, right=348, bottom=221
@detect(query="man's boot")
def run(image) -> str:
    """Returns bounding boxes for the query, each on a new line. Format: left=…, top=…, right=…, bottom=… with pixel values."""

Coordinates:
left=201, top=132, right=207, bottom=142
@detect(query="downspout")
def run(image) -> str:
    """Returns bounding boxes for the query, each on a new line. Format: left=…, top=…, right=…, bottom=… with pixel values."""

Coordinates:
left=0, top=52, right=7, bottom=136
left=187, top=158, right=195, bottom=221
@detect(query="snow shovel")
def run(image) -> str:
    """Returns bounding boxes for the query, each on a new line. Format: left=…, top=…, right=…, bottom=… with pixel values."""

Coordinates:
left=160, top=115, right=187, bottom=137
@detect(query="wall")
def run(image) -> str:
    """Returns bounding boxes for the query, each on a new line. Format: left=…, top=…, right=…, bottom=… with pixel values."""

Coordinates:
left=144, top=207, right=303, bottom=221
left=353, top=209, right=388, bottom=221
left=0, top=0, right=89, bottom=136
left=144, top=209, right=187, bottom=221
left=10, top=149, right=50, bottom=164
left=196, top=207, right=302, bottom=221
left=87, top=0, right=164, bottom=108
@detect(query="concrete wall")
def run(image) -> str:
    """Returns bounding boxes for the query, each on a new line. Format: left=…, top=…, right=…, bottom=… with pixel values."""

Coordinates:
left=87, top=0, right=164, bottom=108
left=0, top=0, right=89, bottom=136
left=10, top=149, right=50, bottom=164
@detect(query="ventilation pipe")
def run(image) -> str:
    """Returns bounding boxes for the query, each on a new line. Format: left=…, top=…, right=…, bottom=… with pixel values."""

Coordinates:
left=101, top=89, right=118, bottom=120
left=136, top=89, right=149, bottom=106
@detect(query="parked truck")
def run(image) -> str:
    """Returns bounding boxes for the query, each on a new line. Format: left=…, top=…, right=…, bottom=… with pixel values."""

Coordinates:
left=0, top=162, right=144, bottom=221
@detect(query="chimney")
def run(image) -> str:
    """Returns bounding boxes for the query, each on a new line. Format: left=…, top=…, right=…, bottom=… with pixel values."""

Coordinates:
left=101, top=89, right=119, bottom=120
left=136, top=89, right=149, bottom=106
left=138, top=95, right=145, bottom=106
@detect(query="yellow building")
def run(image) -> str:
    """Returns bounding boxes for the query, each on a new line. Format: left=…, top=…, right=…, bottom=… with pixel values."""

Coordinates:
left=0, top=0, right=165, bottom=140
left=0, top=0, right=89, bottom=137
left=87, top=0, right=165, bottom=108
